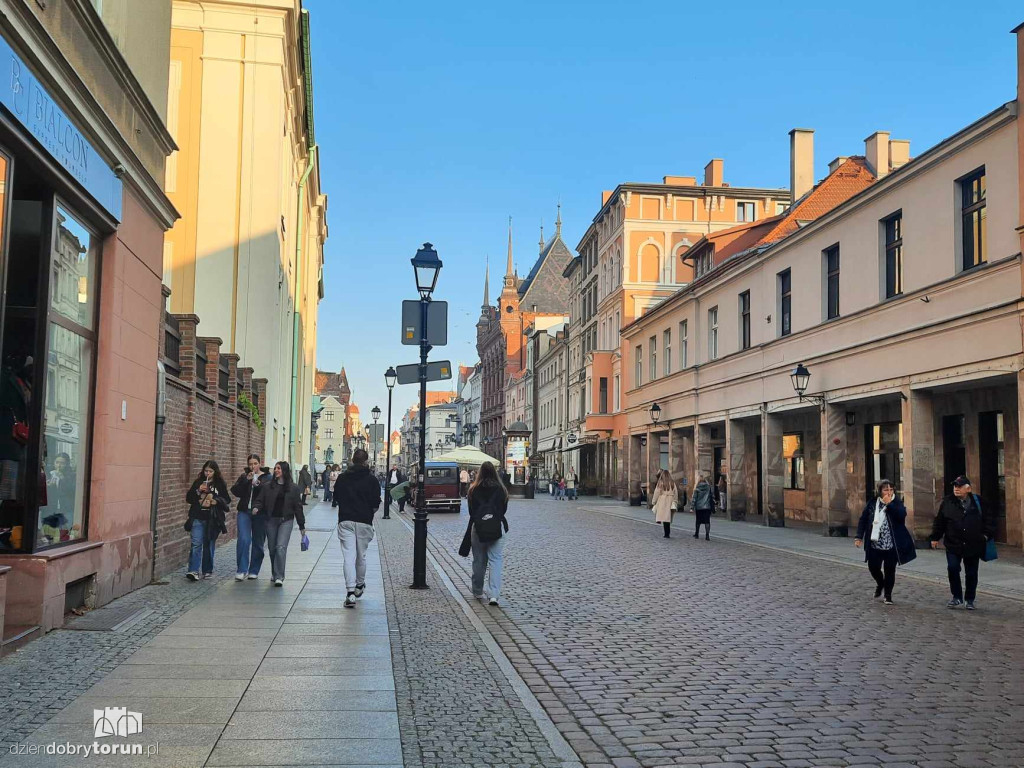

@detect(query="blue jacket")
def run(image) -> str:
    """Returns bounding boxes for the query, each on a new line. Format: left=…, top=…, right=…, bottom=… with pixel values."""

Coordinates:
left=856, top=496, right=917, bottom=565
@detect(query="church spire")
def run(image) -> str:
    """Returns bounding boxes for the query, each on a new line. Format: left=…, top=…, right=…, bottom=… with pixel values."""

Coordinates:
left=555, top=201, right=562, bottom=238
left=482, top=256, right=489, bottom=308
left=504, top=216, right=516, bottom=288
left=538, top=219, right=545, bottom=254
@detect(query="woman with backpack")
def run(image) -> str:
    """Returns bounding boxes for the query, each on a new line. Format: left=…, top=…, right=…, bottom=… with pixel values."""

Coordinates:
left=185, top=460, right=230, bottom=580
left=462, top=461, right=509, bottom=606
left=651, top=470, right=678, bottom=538
left=252, top=461, right=306, bottom=586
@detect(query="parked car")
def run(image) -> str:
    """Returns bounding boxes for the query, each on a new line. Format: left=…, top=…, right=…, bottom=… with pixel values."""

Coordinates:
left=410, top=461, right=461, bottom=513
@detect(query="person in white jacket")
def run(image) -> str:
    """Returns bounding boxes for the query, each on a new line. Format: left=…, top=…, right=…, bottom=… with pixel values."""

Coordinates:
left=651, top=471, right=678, bottom=538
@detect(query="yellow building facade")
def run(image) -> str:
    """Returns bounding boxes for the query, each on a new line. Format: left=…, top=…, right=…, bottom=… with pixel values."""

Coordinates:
left=164, top=0, right=326, bottom=465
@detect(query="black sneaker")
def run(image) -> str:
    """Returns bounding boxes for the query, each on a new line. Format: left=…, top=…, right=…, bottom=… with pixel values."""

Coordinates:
left=353, top=584, right=365, bottom=598
left=186, top=571, right=199, bottom=582
left=344, top=593, right=356, bottom=608
left=947, top=598, right=964, bottom=609
left=966, top=600, right=976, bottom=611
left=883, top=597, right=894, bottom=606
left=874, top=585, right=883, bottom=599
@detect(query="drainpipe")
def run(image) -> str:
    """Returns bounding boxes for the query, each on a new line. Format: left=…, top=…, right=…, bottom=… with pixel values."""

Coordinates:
left=289, top=144, right=318, bottom=463
left=150, top=360, right=167, bottom=582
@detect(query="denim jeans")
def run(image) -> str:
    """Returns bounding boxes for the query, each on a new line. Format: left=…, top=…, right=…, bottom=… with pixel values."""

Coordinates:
left=249, top=512, right=266, bottom=575
left=188, top=519, right=215, bottom=574
left=946, top=550, right=981, bottom=601
left=568, top=488, right=577, bottom=500
left=264, top=517, right=294, bottom=581
left=471, top=528, right=505, bottom=600
left=236, top=511, right=253, bottom=574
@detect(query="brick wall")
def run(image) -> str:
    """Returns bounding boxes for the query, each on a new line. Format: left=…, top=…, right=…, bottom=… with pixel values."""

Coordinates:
left=153, top=307, right=266, bottom=578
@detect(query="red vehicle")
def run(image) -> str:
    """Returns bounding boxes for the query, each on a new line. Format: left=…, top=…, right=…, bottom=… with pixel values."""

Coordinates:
left=410, top=461, right=461, bottom=513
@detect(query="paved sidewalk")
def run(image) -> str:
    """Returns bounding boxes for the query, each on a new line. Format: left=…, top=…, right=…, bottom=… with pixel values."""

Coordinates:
left=1, top=501, right=401, bottom=767
left=569, top=496, right=1024, bottom=601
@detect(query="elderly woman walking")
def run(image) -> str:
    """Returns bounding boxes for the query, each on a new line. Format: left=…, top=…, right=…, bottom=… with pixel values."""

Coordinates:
left=856, top=479, right=916, bottom=605
left=651, top=470, right=678, bottom=538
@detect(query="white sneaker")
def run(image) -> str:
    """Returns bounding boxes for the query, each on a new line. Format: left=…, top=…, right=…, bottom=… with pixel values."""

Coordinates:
left=186, top=572, right=199, bottom=581
left=202, top=573, right=213, bottom=580
left=353, top=584, right=365, bottom=598
left=274, top=578, right=283, bottom=587
left=234, top=573, right=245, bottom=581
left=246, top=573, right=258, bottom=580
left=488, top=597, right=499, bottom=606
left=472, top=593, right=486, bottom=601
left=344, top=593, right=357, bottom=608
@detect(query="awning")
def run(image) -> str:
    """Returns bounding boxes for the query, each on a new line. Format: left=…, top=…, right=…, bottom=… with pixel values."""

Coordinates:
left=537, top=437, right=562, bottom=453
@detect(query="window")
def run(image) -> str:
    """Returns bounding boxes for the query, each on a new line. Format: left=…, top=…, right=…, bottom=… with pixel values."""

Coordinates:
left=325, top=428, right=334, bottom=439
left=679, top=321, right=688, bottom=368
left=778, top=269, right=792, bottom=337
left=324, top=410, right=334, bottom=420
left=663, top=329, right=671, bottom=376
left=694, top=248, right=713, bottom=278
left=775, top=201, right=790, bottom=215
left=884, top=213, right=903, bottom=298
left=634, top=345, right=642, bottom=387
left=708, top=306, right=719, bottom=360
left=613, top=375, right=620, bottom=411
left=960, top=168, right=986, bottom=270
left=649, top=336, right=657, bottom=380
left=824, top=245, right=840, bottom=319
left=739, top=291, right=751, bottom=350
left=783, top=433, right=805, bottom=490
left=599, top=377, right=608, bottom=414
left=736, top=201, right=756, bottom=222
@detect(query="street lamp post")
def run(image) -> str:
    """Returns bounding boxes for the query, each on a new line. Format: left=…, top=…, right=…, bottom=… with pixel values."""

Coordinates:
left=411, top=242, right=442, bottom=590
left=371, top=405, right=381, bottom=474
left=383, top=367, right=397, bottom=519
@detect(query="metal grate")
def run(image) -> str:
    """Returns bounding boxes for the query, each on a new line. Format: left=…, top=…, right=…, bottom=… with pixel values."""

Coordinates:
left=64, top=606, right=155, bottom=633
left=163, top=313, right=180, bottom=377
left=195, top=347, right=208, bottom=390
left=218, top=357, right=230, bottom=403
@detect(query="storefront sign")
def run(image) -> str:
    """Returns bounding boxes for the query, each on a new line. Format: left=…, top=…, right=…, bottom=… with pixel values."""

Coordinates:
left=0, top=37, right=122, bottom=220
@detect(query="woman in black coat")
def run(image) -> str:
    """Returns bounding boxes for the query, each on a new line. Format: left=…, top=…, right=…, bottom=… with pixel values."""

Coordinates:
left=185, top=460, right=230, bottom=580
left=253, top=461, right=306, bottom=586
left=855, top=479, right=916, bottom=605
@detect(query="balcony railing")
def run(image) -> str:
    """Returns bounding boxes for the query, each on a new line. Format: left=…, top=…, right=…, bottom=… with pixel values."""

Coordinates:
left=195, top=346, right=208, bottom=391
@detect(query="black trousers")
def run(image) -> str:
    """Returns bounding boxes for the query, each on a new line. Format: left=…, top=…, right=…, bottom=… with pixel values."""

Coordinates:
left=695, top=509, right=711, bottom=538
left=867, top=547, right=898, bottom=599
left=662, top=522, right=671, bottom=537
left=946, top=551, right=980, bottom=601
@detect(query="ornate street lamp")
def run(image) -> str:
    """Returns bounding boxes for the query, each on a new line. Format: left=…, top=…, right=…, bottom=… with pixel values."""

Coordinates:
left=383, top=367, right=397, bottom=519
left=790, top=363, right=825, bottom=408
left=411, top=242, right=442, bottom=300
left=649, top=402, right=662, bottom=425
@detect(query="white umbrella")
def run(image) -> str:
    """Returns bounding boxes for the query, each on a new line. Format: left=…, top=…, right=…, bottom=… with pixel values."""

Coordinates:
left=434, top=445, right=496, bottom=467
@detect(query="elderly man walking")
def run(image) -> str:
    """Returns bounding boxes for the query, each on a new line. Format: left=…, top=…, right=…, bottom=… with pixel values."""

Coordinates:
left=930, top=475, right=997, bottom=611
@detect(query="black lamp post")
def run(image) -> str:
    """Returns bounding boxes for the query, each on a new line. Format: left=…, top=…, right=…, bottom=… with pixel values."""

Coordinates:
left=649, top=402, right=662, bottom=425
left=371, top=405, right=381, bottom=473
left=411, top=242, right=442, bottom=589
left=383, top=367, right=397, bottom=519
left=790, top=363, right=826, bottom=408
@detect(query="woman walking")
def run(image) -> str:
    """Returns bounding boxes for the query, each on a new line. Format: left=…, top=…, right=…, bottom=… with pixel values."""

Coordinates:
left=253, top=461, right=306, bottom=586
left=463, top=461, right=509, bottom=606
left=690, top=473, right=714, bottom=540
left=325, top=464, right=339, bottom=503
left=651, top=470, right=678, bottom=538
left=299, top=465, right=313, bottom=505
left=856, top=479, right=916, bottom=605
left=334, top=449, right=381, bottom=608
left=185, top=460, right=230, bottom=581
left=230, top=454, right=270, bottom=581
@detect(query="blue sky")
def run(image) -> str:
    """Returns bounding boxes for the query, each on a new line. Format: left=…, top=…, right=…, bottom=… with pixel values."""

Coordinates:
left=306, top=0, right=1023, bottom=424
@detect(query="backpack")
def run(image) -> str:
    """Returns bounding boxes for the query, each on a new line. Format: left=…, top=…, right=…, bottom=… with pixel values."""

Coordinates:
left=473, top=493, right=506, bottom=543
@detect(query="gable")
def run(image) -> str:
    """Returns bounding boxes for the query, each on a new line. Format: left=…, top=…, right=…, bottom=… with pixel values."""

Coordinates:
left=519, top=237, right=574, bottom=313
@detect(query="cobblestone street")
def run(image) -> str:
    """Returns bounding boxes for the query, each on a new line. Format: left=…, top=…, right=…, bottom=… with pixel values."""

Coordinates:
left=411, top=497, right=1024, bottom=768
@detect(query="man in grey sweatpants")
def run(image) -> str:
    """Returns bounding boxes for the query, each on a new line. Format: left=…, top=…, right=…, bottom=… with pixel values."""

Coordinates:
left=332, top=449, right=381, bottom=608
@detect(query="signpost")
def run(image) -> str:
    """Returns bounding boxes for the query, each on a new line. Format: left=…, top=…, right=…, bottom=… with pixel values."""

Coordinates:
left=395, top=360, right=451, bottom=385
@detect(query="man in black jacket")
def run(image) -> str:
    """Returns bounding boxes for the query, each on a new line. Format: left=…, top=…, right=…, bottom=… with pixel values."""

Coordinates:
left=930, top=476, right=997, bottom=610
left=334, top=449, right=381, bottom=608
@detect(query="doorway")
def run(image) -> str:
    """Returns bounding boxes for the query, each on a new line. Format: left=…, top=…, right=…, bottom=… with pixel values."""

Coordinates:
left=865, top=422, right=903, bottom=503
left=978, top=411, right=1005, bottom=540
left=942, top=414, right=966, bottom=496
left=755, top=435, right=763, bottom=516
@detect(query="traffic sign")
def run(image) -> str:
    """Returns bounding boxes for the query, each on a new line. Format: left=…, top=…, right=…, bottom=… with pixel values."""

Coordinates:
left=401, top=300, right=448, bottom=346
left=395, top=360, right=453, bottom=385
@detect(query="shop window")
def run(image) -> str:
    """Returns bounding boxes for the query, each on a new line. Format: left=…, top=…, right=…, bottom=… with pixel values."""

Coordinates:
left=783, top=433, right=804, bottom=490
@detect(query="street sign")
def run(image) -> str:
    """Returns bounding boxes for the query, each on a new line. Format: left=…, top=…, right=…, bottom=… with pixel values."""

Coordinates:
left=395, top=360, right=453, bottom=385
left=401, top=300, right=448, bottom=346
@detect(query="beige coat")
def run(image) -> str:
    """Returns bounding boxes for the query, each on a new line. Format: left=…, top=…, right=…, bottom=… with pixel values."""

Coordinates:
left=652, top=485, right=677, bottom=523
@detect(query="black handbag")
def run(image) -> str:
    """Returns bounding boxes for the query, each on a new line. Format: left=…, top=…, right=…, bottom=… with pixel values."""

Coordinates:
left=458, top=520, right=473, bottom=557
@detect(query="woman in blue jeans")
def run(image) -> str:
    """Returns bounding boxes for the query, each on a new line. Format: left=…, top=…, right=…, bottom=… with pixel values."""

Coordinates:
left=184, top=460, right=230, bottom=581
left=465, top=461, right=508, bottom=606
left=230, top=454, right=270, bottom=581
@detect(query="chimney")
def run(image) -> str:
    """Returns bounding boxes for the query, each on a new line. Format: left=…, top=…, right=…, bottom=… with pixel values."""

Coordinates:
left=828, top=156, right=849, bottom=174
left=602, top=190, right=613, bottom=205
left=889, top=139, right=911, bottom=170
left=703, top=159, right=723, bottom=187
left=864, top=131, right=890, bottom=179
left=789, top=128, right=814, bottom=203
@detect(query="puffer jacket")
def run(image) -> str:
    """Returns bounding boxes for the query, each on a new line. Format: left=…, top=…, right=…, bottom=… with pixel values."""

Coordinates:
left=930, top=493, right=995, bottom=558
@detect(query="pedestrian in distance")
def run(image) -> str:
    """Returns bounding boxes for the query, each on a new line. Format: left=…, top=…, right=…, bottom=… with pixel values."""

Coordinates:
left=651, top=470, right=678, bottom=538
left=855, top=479, right=916, bottom=605
left=930, top=475, right=997, bottom=610
left=252, top=461, right=306, bottom=586
left=460, top=461, right=508, bottom=606
left=460, top=467, right=470, bottom=497
left=230, top=454, right=270, bottom=581
left=717, top=473, right=728, bottom=514
left=335, top=448, right=381, bottom=608
left=384, top=465, right=406, bottom=519
left=184, top=460, right=230, bottom=581
left=689, top=473, right=714, bottom=540
left=566, top=468, right=578, bottom=500
left=325, top=464, right=339, bottom=503
left=298, top=464, right=313, bottom=505
left=556, top=475, right=566, bottom=500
